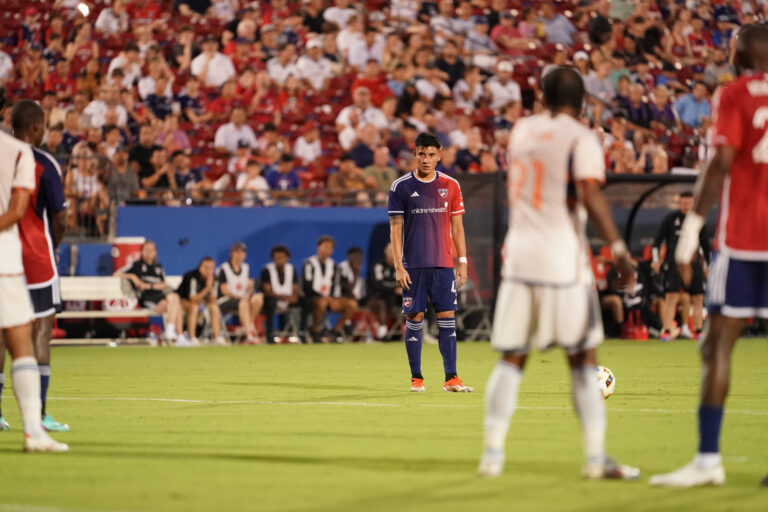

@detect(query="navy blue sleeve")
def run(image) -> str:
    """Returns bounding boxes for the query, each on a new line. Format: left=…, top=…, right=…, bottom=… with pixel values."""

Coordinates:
left=39, top=163, right=67, bottom=216
left=388, top=184, right=404, bottom=216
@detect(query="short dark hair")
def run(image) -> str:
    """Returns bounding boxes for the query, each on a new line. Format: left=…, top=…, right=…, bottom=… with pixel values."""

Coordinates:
left=680, top=191, right=694, bottom=199
left=415, top=132, right=441, bottom=149
left=270, top=244, right=291, bottom=258
left=199, top=255, right=215, bottom=266
left=347, top=246, right=363, bottom=256
left=542, top=66, right=585, bottom=112
left=11, top=99, right=45, bottom=133
left=317, top=235, right=335, bottom=247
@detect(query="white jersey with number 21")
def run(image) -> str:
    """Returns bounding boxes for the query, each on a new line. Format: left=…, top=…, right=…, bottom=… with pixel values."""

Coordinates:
left=504, top=113, right=606, bottom=285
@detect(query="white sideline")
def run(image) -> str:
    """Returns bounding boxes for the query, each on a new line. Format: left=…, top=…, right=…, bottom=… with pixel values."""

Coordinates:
left=47, top=397, right=768, bottom=416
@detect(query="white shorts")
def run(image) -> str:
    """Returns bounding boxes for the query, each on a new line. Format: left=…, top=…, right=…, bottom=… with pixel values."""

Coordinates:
left=491, top=278, right=603, bottom=354
left=0, top=275, right=34, bottom=329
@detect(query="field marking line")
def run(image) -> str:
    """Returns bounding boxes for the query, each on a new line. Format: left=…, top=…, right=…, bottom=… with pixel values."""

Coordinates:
left=0, top=505, right=138, bottom=512
left=47, top=397, right=768, bottom=416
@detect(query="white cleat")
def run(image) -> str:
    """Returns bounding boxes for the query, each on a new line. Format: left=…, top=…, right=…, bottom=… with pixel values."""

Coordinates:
left=174, top=333, right=195, bottom=347
left=478, top=449, right=505, bottom=478
left=649, top=460, right=725, bottom=487
left=583, top=457, right=641, bottom=480
left=24, top=433, right=69, bottom=453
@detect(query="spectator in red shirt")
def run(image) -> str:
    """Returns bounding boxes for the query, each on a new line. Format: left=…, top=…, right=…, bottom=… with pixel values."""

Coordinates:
left=490, top=10, right=538, bottom=57
left=127, top=0, right=164, bottom=28
left=65, top=23, right=100, bottom=73
left=261, top=0, right=290, bottom=26
left=17, top=43, right=47, bottom=89
left=207, top=80, right=241, bottom=122
left=44, top=58, right=75, bottom=102
left=44, top=13, right=66, bottom=46
left=351, top=60, right=394, bottom=107
left=231, top=39, right=261, bottom=73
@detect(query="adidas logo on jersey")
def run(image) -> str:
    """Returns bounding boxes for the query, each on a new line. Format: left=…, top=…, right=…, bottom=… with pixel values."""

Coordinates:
left=411, top=191, right=419, bottom=197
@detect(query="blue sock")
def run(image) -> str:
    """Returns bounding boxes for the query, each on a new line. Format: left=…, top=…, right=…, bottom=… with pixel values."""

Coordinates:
left=0, top=372, right=4, bottom=416
left=39, top=365, right=51, bottom=418
left=404, top=319, right=423, bottom=378
left=437, top=318, right=457, bottom=380
left=698, top=405, right=724, bottom=453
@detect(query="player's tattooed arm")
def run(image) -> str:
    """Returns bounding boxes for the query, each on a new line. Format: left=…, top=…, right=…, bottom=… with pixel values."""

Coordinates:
left=451, top=215, right=468, bottom=289
left=389, top=215, right=411, bottom=290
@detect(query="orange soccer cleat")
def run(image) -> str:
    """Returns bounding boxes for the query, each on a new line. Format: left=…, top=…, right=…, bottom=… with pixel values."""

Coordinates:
left=443, top=376, right=473, bottom=393
left=411, top=378, right=425, bottom=392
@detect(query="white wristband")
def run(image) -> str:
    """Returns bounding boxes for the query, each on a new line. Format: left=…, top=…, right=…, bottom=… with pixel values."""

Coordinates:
left=458, top=257, right=468, bottom=264
left=675, top=212, right=705, bottom=264
left=610, top=239, right=628, bottom=259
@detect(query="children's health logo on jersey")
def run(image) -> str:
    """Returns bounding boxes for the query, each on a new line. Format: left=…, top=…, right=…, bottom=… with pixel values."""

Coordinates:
left=439, top=188, right=448, bottom=198
left=403, top=297, right=413, bottom=308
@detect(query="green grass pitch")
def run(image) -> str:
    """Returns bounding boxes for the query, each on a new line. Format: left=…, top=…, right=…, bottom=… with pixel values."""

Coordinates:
left=0, top=339, right=766, bottom=512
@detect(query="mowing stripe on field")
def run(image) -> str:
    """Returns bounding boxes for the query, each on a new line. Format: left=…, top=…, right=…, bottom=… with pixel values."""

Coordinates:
left=48, top=397, right=768, bottom=416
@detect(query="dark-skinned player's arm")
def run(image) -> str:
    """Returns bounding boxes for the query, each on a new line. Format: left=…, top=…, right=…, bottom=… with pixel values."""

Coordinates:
left=451, top=214, right=468, bottom=288
left=389, top=215, right=410, bottom=290
left=0, top=188, right=31, bottom=232
left=579, top=180, right=635, bottom=288
left=675, top=145, right=736, bottom=284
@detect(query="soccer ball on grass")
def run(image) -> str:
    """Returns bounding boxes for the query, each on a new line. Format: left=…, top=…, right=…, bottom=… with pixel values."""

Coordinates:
left=596, top=366, right=616, bottom=398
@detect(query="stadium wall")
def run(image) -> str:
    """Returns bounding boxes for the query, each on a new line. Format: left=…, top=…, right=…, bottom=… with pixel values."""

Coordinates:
left=110, top=206, right=392, bottom=276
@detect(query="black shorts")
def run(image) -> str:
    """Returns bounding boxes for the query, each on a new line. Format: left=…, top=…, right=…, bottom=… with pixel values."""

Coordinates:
left=663, top=261, right=705, bottom=295
left=28, top=281, right=62, bottom=319
left=139, top=290, right=168, bottom=308
left=217, top=297, right=241, bottom=314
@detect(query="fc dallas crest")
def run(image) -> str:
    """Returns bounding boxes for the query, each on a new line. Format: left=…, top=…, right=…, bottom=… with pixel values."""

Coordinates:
left=403, top=297, right=413, bottom=308
left=439, top=188, right=448, bottom=198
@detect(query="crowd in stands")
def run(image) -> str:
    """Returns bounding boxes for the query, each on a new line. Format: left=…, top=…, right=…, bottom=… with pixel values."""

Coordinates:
left=0, top=0, right=756, bottom=233
left=116, top=237, right=402, bottom=345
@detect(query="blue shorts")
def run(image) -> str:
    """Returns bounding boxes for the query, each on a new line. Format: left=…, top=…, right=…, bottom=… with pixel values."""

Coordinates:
left=28, top=280, right=62, bottom=319
left=402, top=267, right=457, bottom=314
left=707, top=252, right=768, bottom=318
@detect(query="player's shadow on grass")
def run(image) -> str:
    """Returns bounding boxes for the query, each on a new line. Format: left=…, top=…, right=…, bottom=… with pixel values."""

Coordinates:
left=33, top=446, right=477, bottom=472
left=218, top=381, right=370, bottom=392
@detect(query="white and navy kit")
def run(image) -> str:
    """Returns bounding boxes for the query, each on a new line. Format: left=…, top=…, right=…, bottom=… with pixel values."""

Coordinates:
left=0, top=132, right=36, bottom=328
left=493, top=113, right=605, bottom=353
left=19, top=147, right=67, bottom=318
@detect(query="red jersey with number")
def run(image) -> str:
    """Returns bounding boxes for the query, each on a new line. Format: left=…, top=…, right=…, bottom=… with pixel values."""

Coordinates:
left=711, top=73, right=768, bottom=259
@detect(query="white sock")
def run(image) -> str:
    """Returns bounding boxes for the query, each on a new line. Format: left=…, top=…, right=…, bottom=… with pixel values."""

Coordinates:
left=694, top=452, right=722, bottom=469
left=11, top=357, right=44, bottom=436
left=164, top=322, right=177, bottom=338
left=483, top=360, right=523, bottom=452
left=571, top=365, right=606, bottom=465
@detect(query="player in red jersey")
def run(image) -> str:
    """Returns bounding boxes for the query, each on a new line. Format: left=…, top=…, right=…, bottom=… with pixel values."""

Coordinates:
left=388, top=132, right=472, bottom=393
left=651, top=24, right=768, bottom=488
left=0, top=100, right=69, bottom=433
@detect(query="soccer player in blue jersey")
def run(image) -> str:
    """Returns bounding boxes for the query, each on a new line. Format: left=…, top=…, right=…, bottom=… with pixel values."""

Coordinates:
left=388, top=132, right=472, bottom=392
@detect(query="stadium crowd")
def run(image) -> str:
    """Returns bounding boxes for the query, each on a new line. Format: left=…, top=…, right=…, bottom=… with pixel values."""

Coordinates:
left=0, top=0, right=754, bottom=228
